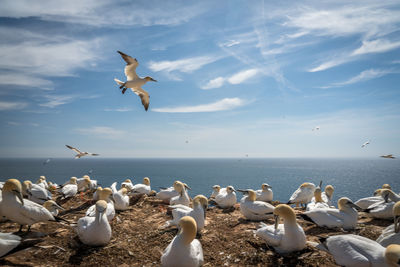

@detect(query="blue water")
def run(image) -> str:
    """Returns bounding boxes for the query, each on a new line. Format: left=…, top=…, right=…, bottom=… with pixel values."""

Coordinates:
left=0, top=158, right=399, bottom=204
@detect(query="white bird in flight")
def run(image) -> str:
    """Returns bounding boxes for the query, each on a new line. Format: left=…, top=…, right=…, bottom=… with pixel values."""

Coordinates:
left=114, top=51, right=157, bottom=111
left=361, top=140, right=370, bottom=148
left=65, top=145, right=99, bottom=159
left=312, top=126, right=320, bottom=131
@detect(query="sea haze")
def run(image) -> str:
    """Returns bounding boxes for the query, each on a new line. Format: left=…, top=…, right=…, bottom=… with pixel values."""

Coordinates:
left=0, top=158, right=399, bottom=204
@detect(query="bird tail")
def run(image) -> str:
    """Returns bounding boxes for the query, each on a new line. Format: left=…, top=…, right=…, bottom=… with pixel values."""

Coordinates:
left=298, top=213, right=314, bottom=223
left=114, top=78, right=124, bottom=85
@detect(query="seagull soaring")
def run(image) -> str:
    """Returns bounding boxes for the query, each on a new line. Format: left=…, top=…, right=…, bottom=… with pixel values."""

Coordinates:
left=381, top=154, right=396, bottom=159
left=114, top=51, right=157, bottom=111
left=361, top=140, right=370, bottom=148
left=65, top=145, right=99, bottom=159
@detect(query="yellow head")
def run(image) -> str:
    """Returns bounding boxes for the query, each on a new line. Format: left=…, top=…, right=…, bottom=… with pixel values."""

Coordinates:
left=144, top=76, right=157, bottom=82
left=120, top=187, right=128, bottom=195
left=36, top=177, right=44, bottom=184
left=273, top=204, right=295, bottom=229
left=212, top=185, right=220, bottom=192
left=179, top=216, right=197, bottom=245
left=95, top=186, right=103, bottom=193
left=99, top=187, right=113, bottom=201
left=338, top=197, right=360, bottom=211
left=143, top=177, right=150, bottom=186
left=300, top=182, right=314, bottom=189
left=382, top=184, right=392, bottom=190
left=173, top=181, right=184, bottom=192
left=96, top=200, right=108, bottom=213
left=374, top=188, right=383, bottom=196
left=70, top=177, right=77, bottom=184
left=3, top=179, right=24, bottom=205
left=314, top=187, right=323, bottom=203
left=193, top=195, right=208, bottom=208
left=124, top=179, right=132, bottom=184
left=385, top=244, right=400, bottom=267
left=262, top=183, right=271, bottom=191
left=83, top=175, right=90, bottom=179
left=247, top=189, right=257, bottom=201
left=43, top=200, right=64, bottom=211
left=324, top=185, right=334, bottom=198
left=226, top=186, right=236, bottom=194
left=22, top=180, right=33, bottom=191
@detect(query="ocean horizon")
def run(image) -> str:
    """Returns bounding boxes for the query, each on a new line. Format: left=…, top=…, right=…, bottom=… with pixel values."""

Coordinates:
left=1, top=158, right=399, bottom=204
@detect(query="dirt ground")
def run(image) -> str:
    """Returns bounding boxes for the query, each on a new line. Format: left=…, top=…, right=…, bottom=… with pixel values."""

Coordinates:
left=0, top=192, right=392, bottom=267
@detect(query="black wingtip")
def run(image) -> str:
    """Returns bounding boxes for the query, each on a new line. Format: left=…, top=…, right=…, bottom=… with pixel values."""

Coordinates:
left=286, top=201, right=291, bottom=205
left=298, top=213, right=314, bottom=223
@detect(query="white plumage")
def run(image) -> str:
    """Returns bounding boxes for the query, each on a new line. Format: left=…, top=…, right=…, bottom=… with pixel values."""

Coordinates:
left=0, top=232, right=21, bottom=257
left=255, top=183, right=273, bottom=202
left=111, top=182, right=130, bottom=211
left=129, top=177, right=151, bottom=196
left=288, top=183, right=316, bottom=207
left=170, top=182, right=191, bottom=207
left=239, top=190, right=274, bottom=221
left=214, top=186, right=236, bottom=209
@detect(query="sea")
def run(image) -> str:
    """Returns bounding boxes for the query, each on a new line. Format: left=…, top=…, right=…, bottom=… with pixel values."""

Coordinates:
left=1, top=158, right=399, bottom=204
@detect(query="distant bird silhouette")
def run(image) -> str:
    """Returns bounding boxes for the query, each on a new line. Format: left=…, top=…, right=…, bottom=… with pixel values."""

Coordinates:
left=361, top=140, right=370, bottom=148
left=114, top=51, right=157, bottom=111
left=312, top=126, right=320, bottom=131
left=43, top=158, right=51, bottom=165
left=65, top=145, right=99, bottom=159
left=381, top=154, right=396, bottom=159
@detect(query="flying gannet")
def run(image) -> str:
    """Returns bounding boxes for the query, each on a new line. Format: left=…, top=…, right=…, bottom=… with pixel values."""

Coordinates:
left=65, top=145, right=99, bottom=159
left=114, top=51, right=157, bottom=111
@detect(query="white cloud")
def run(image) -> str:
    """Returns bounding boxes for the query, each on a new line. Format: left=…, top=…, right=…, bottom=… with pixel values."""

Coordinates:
left=0, top=73, right=53, bottom=89
left=74, top=126, right=126, bottom=139
left=309, top=57, right=349, bottom=72
left=153, top=97, right=246, bottom=113
left=321, top=69, right=398, bottom=88
left=227, top=69, right=259, bottom=84
left=104, top=107, right=132, bottom=112
left=39, top=94, right=100, bottom=108
left=201, top=77, right=225, bottom=90
left=352, top=39, right=400, bottom=56
left=0, top=101, right=28, bottom=111
left=148, top=56, right=219, bottom=74
left=0, top=0, right=205, bottom=27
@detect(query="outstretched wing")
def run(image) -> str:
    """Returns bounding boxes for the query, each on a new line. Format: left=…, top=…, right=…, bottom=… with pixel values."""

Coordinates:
left=131, top=87, right=149, bottom=111
left=117, top=51, right=139, bottom=81
left=66, top=145, right=81, bottom=154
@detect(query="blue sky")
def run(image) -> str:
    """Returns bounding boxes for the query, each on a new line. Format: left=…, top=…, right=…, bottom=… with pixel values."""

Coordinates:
left=0, top=0, right=399, bottom=158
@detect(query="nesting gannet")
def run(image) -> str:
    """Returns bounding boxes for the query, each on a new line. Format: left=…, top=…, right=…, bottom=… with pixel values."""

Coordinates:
left=238, top=189, right=274, bottom=221
left=365, top=190, right=395, bottom=219
left=93, top=186, right=103, bottom=201
left=121, top=179, right=134, bottom=191
left=210, top=185, right=221, bottom=199
left=77, top=175, right=93, bottom=192
left=321, top=185, right=335, bottom=207
left=86, top=188, right=115, bottom=222
left=170, top=182, right=191, bottom=207
left=167, top=195, right=208, bottom=232
left=129, top=177, right=151, bottom=196
left=22, top=180, right=52, bottom=204
left=214, top=186, right=237, bottom=209
left=0, top=232, right=21, bottom=257
left=77, top=200, right=112, bottom=246
left=43, top=200, right=65, bottom=216
left=355, top=189, right=385, bottom=209
left=381, top=154, right=396, bottom=159
left=36, top=176, right=48, bottom=189
left=157, top=182, right=185, bottom=203
left=386, top=189, right=400, bottom=202
left=60, top=177, right=79, bottom=199
left=287, top=182, right=316, bottom=208
left=161, top=216, right=203, bottom=267
left=255, top=183, right=273, bottom=202
left=256, top=204, right=306, bottom=253
left=361, top=140, right=370, bottom=148
left=301, top=197, right=361, bottom=230
left=65, top=145, right=99, bottom=159
left=111, top=182, right=130, bottom=210
left=307, top=187, right=330, bottom=211
left=114, top=51, right=157, bottom=111
left=317, top=234, right=400, bottom=267
left=1, top=179, right=55, bottom=231
left=376, top=201, right=400, bottom=247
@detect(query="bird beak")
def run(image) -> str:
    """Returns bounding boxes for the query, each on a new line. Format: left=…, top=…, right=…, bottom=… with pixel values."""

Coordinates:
left=274, top=215, right=279, bottom=230
left=54, top=203, right=65, bottom=210
left=150, top=78, right=157, bottom=82
left=349, top=202, right=363, bottom=211
left=184, top=184, right=192, bottom=190
left=14, top=190, right=24, bottom=205
left=237, top=189, right=247, bottom=194
left=319, top=180, right=323, bottom=188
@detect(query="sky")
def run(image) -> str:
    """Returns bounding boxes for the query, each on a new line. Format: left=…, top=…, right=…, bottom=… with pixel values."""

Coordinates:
left=0, top=0, right=399, bottom=158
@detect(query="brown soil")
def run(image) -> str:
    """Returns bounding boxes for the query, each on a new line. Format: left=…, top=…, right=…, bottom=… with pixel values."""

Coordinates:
left=0, top=193, right=392, bottom=267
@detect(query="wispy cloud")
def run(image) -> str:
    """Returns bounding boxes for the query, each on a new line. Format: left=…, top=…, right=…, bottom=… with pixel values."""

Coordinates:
left=40, top=94, right=100, bottom=108
left=0, top=101, right=28, bottom=111
left=0, top=73, right=53, bottom=89
left=321, top=68, right=398, bottom=88
left=74, top=126, right=126, bottom=139
left=148, top=56, right=221, bottom=79
left=201, top=69, right=259, bottom=90
left=351, top=39, right=400, bottom=56
left=104, top=107, right=132, bottom=112
left=0, top=0, right=205, bottom=27
left=153, top=97, right=247, bottom=113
